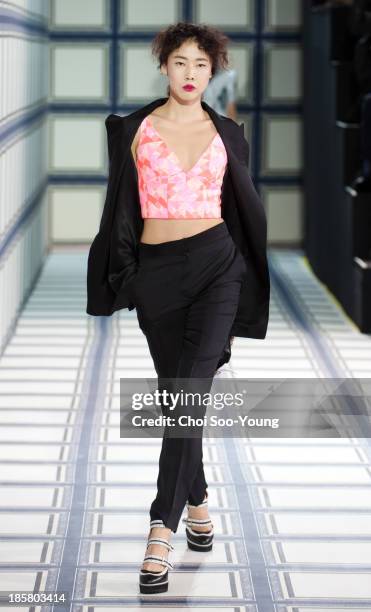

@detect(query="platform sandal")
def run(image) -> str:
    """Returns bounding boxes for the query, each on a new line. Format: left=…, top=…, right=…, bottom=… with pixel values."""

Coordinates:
left=182, top=497, right=214, bottom=552
left=139, top=519, right=174, bottom=594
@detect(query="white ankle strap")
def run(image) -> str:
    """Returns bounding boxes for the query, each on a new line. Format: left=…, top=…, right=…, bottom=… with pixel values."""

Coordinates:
left=147, top=537, right=174, bottom=551
left=186, top=526, right=214, bottom=539
left=150, top=519, right=166, bottom=527
left=143, top=554, right=173, bottom=570
left=182, top=516, right=212, bottom=526
left=184, top=521, right=214, bottom=537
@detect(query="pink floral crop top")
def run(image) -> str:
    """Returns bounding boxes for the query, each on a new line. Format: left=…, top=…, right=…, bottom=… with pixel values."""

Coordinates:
left=136, top=115, right=228, bottom=219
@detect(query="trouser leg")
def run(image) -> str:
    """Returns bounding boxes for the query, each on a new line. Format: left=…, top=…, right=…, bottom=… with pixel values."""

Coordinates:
left=187, top=454, right=208, bottom=505
left=144, top=276, right=242, bottom=531
left=133, top=224, right=246, bottom=532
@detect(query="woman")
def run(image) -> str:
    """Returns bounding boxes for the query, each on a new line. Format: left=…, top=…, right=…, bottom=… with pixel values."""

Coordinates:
left=86, top=21, right=270, bottom=595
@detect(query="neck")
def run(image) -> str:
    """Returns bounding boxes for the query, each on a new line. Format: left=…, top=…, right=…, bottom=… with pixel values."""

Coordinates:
left=156, top=94, right=208, bottom=123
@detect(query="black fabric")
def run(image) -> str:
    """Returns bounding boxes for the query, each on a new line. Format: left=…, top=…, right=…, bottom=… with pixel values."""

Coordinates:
left=361, top=93, right=371, bottom=174
left=86, top=97, right=270, bottom=339
left=350, top=0, right=371, bottom=37
left=131, top=222, right=246, bottom=531
left=354, top=34, right=371, bottom=93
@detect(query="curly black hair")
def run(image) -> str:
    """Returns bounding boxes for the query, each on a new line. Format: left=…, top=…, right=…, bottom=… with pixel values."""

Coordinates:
left=151, top=21, right=230, bottom=81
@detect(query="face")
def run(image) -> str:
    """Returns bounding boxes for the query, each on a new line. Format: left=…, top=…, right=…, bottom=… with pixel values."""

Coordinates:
left=160, top=39, right=212, bottom=99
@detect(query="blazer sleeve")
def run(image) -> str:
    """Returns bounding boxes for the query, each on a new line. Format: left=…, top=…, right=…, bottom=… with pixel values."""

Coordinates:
left=105, top=114, right=122, bottom=165
left=239, top=122, right=250, bottom=169
left=86, top=113, right=131, bottom=316
left=104, top=116, right=140, bottom=307
left=97, top=114, right=123, bottom=233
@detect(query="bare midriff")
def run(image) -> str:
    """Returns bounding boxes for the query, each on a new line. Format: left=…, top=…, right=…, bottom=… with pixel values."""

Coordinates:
left=131, top=113, right=225, bottom=245
left=139, top=218, right=224, bottom=244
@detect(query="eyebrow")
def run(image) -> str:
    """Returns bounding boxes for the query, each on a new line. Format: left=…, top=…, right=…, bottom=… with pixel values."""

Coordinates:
left=173, top=55, right=209, bottom=62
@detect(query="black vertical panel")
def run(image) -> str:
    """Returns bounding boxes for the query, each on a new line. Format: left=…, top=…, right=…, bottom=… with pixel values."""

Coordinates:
left=303, top=2, right=361, bottom=318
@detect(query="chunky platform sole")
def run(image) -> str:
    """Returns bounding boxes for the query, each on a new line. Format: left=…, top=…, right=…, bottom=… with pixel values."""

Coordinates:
left=139, top=519, right=173, bottom=594
left=185, top=526, right=213, bottom=552
left=183, top=494, right=214, bottom=552
left=139, top=570, right=169, bottom=594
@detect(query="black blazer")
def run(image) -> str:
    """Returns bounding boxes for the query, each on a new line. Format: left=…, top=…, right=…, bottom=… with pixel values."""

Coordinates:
left=86, top=96, right=270, bottom=339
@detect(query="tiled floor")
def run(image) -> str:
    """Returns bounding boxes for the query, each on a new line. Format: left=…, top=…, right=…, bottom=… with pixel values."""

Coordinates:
left=0, top=249, right=371, bottom=611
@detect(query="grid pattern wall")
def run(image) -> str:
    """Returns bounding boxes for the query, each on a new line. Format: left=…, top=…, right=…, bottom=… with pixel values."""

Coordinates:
left=0, top=0, right=49, bottom=353
left=48, top=0, right=303, bottom=245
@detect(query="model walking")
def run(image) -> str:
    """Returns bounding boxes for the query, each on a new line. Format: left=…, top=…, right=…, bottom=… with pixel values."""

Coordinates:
left=86, top=21, right=270, bottom=595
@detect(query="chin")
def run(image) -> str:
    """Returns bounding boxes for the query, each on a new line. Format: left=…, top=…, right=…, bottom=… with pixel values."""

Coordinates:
left=182, top=89, right=199, bottom=97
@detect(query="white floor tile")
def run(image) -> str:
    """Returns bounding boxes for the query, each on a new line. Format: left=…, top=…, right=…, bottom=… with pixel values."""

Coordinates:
left=0, top=571, right=43, bottom=590
left=90, top=570, right=244, bottom=598
left=101, top=445, right=162, bottom=462
left=258, top=486, right=371, bottom=508
left=79, top=603, right=251, bottom=612
left=0, top=464, right=65, bottom=483
left=0, top=382, right=77, bottom=394
left=252, top=464, right=371, bottom=484
left=281, top=570, right=371, bottom=598
left=96, top=486, right=157, bottom=509
left=95, top=486, right=232, bottom=511
left=0, top=396, right=73, bottom=408
left=96, top=512, right=235, bottom=536
left=273, top=540, right=371, bottom=564
left=0, top=427, right=72, bottom=443
left=0, top=445, right=66, bottom=460
left=0, top=513, right=58, bottom=535
left=244, top=444, right=366, bottom=463
left=266, top=513, right=371, bottom=535
left=0, top=486, right=65, bottom=507
left=292, top=608, right=367, bottom=612
left=93, top=540, right=238, bottom=564
left=99, top=465, right=161, bottom=484
left=0, top=540, right=53, bottom=563
left=0, top=411, right=75, bottom=425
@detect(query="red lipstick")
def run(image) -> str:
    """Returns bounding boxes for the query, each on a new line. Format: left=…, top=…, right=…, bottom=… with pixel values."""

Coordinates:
left=183, top=85, right=195, bottom=91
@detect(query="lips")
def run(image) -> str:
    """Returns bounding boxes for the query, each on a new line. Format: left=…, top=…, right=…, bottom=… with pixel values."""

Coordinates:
left=183, top=85, right=195, bottom=91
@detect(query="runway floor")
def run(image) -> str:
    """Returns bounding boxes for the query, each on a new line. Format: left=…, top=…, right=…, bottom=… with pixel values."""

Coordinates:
left=0, top=248, right=371, bottom=611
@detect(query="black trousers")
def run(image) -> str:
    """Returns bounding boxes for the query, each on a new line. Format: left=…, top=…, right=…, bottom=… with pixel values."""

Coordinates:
left=130, top=221, right=246, bottom=532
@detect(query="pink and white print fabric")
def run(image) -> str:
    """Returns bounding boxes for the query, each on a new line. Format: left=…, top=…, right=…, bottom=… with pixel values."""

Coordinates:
left=136, top=115, right=228, bottom=219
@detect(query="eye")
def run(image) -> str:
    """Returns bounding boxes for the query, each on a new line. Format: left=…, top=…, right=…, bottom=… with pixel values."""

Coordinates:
left=175, top=61, right=184, bottom=66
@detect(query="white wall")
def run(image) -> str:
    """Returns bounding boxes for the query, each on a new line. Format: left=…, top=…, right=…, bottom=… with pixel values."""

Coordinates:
left=0, top=0, right=49, bottom=351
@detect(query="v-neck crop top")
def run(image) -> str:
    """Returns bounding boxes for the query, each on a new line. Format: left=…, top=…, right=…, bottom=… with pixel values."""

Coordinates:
left=136, top=115, right=228, bottom=219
